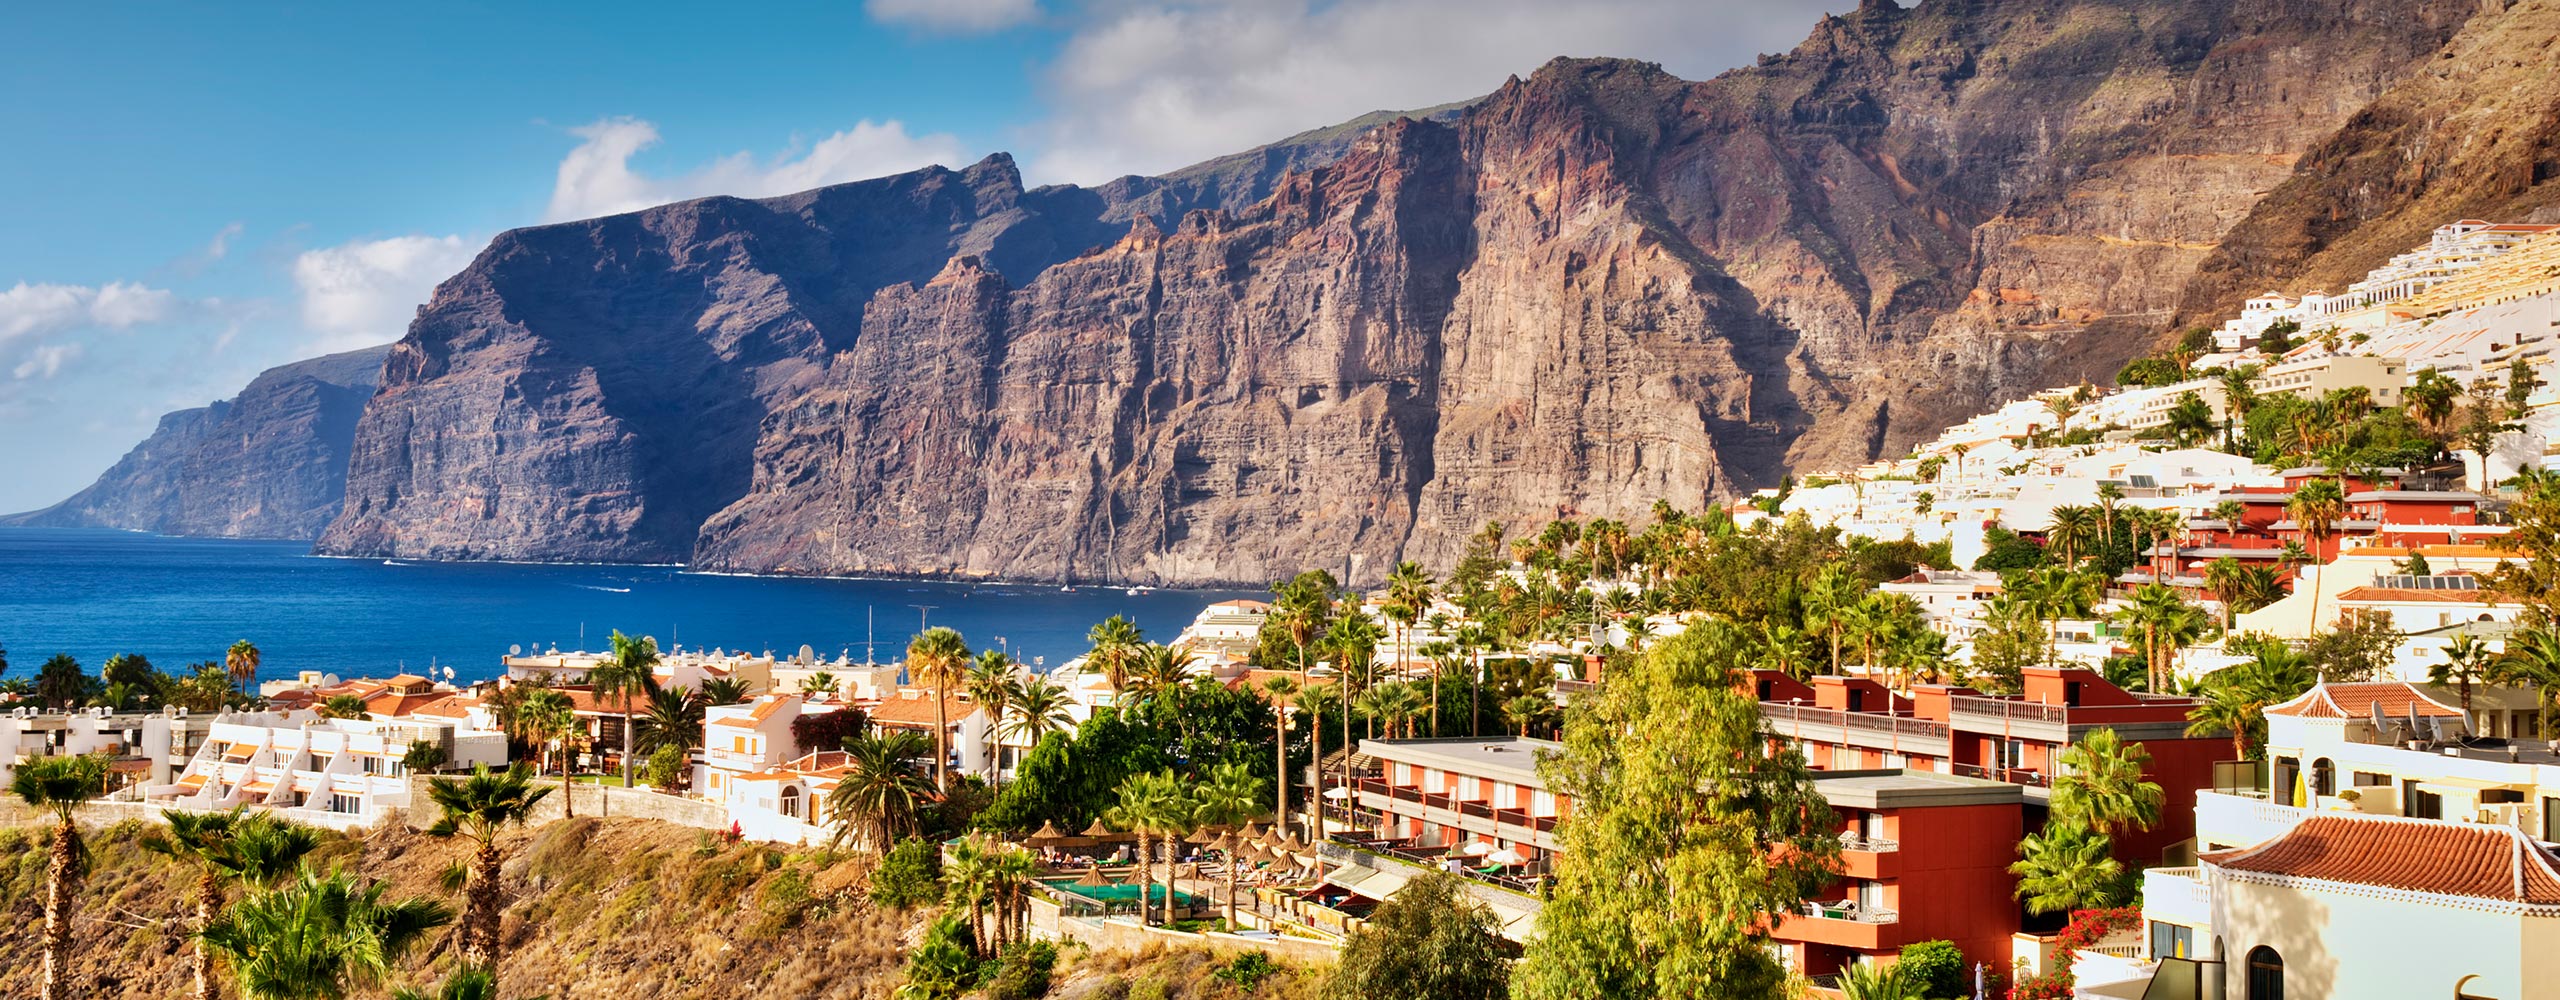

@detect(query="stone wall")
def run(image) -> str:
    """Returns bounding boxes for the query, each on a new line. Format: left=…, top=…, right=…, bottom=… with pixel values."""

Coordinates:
left=1052, top=915, right=1340, bottom=966
left=399, top=777, right=729, bottom=831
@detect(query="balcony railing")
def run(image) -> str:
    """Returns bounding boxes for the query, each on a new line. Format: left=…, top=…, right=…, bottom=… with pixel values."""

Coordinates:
left=1951, top=762, right=2052, bottom=787
left=1761, top=703, right=1950, bottom=740
left=1799, top=902, right=1899, bottom=924
left=1359, top=778, right=1557, bottom=833
left=1948, top=696, right=2067, bottom=725
left=1838, top=834, right=1900, bottom=853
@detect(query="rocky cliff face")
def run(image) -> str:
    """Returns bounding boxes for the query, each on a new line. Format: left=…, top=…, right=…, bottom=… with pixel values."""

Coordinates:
left=9, top=346, right=389, bottom=539
left=313, top=0, right=2521, bottom=584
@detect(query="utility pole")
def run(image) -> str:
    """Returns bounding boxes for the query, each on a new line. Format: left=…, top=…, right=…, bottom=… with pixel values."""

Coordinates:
left=866, top=606, right=876, bottom=665
left=910, top=604, right=936, bottom=634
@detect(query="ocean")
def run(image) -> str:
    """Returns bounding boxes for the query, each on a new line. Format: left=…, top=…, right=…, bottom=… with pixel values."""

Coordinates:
left=0, top=528, right=1258, bottom=684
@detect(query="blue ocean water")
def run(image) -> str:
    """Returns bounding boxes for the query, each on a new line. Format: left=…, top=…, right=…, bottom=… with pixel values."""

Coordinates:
left=0, top=528, right=1257, bottom=684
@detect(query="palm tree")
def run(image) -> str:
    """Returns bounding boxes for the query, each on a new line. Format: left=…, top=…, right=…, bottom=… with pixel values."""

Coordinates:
left=200, top=866, right=453, bottom=1000
left=2406, top=366, right=2462, bottom=435
left=2112, top=584, right=2211, bottom=693
left=2493, top=628, right=2560, bottom=736
left=590, top=630, right=660, bottom=787
left=1192, top=760, right=1266, bottom=926
left=2287, top=478, right=2348, bottom=631
left=1326, top=608, right=1385, bottom=822
left=990, top=842, right=1037, bottom=953
left=698, top=676, right=751, bottom=706
left=2186, top=645, right=2318, bottom=760
left=390, top=966, right=547, bottom=1000
left=2430, top=632, right=2496, bottom=723
left=145, top=808, right=297, bottom=1000
left=2012, top=565, right=2101, bottom=670
left=799, top=671, right=841, bottom=697
left=317, top=694, right=370, bottom=720
left=906, top=627, right=972, bottom=791
left=1123, top=643, right=1197, bottom=707
left=1107, top=771, right=1188, bottom=927
left=1835, top=962, right=1917, bottom=1000
left=1386, top=561, right=1437, bottom=725
left=226, top=639, right=262, bottom=696
left=1262, top=675, right=1300, bottom=838
left=1083, top=615, right=1145, bottom=693
left=634, top=684, right=704, bottom=756
left=1453, top=624, right=1492, bottom=736
left=2008, top=825, right=2124, bottom=915
left=424, top=763, right=551, bottom=969
left=1003, top=676, right=1074, bottom=749
left=13, top=754, right=107, bottom=1000
left=1501, top=693, right=1553, bottom=737
left=827, top=730, right=937, bottom=851
left=2050, top=728, right=2164, bottom=836
left=520, top=688, right=577, bottom=816
left=1804, top=564, right=1862, bottom=675
left=965, top=651, right=1017, bottom=791
left=2045, top=505, right=2099, bottom=565
left=942, top=834, right=998, bottom=958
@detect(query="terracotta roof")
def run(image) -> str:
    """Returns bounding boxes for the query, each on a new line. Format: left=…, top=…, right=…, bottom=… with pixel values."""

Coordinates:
left=2203, top=814, right=2560, bottom=905
left=869, top=693, right=976, bottom=728
left=2265, top=682, right=2464, bottom=720
left=363, top=690, right=456, bottom=718
left=407, top=696, right=480, bottom=720
left=708, top=696, right=795, bottom=729
left=2334, top=586, right=2499, bottom=604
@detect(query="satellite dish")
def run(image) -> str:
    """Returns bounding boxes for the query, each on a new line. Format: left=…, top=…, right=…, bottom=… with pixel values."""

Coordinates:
left=443, top=666, right=456, bottom=681
left=509, top=644, right=523, bottom=657
left=799, top=644, right=817, bottom=665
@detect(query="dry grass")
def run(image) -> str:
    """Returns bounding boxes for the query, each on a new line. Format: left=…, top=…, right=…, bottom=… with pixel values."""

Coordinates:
left=1050, top=943, right=1327, bottom=1000
left=0, top=816, right=916, bottom=999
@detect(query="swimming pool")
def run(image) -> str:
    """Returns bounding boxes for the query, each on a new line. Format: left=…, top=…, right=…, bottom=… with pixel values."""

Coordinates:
left=1042, top=879, right=1203, bottom=906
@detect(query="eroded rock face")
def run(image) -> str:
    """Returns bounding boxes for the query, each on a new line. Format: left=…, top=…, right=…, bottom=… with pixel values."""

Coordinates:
left=9, top=346, right=390, bottom=540
left=315, top=0, right=2518, bottom=584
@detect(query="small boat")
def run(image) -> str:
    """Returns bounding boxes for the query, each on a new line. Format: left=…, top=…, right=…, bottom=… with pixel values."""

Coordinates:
left=1060, top=586, right=1076, bottom=593
left=1125, top=586, right=1153, bottom=596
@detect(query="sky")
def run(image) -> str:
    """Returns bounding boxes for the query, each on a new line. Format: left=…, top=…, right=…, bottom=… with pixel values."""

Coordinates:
left=0, top=0, right=1851, bottom=513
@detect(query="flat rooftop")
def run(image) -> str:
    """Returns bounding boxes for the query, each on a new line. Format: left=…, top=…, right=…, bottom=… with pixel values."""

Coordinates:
left=1810, top=769, right=2027, bottom=810
left=1360, top=736, right=1559, bottom=787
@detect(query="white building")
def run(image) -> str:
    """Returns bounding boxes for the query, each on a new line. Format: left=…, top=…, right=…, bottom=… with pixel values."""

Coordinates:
left=0, top=706, right=213, bottom=788
left=695, top=694, right=814, bottom=800
left=144, top=710, right=508, bottom=828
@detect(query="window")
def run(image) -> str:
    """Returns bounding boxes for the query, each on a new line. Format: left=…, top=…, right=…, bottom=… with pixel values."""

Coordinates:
left=780, top=786, right=802, bottom=820
left=2351, top=771, right=2390, bottom=787
left=2310, top=758, right=2335, bottom=798
left=2544, top=797, right=2560, bottom=843
left=2411, top=789, right=2444, bottom=820
left=2245, top=945, right=2283, bottom=1000
left=2149, top=921, right=2193, bottom=960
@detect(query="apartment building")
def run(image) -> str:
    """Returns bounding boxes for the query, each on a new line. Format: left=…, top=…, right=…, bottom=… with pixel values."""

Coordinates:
left=695, top=694, right=811, bottom=798
left=145, top=709, right=508, bottom=828
left=0, top=705, right=215, bottom=788
left=1347, top=736, right=1567, bottom=864
left=1775, top=770, right=2027, bottom=983
left=1756, top=666, right=2221, bottom=864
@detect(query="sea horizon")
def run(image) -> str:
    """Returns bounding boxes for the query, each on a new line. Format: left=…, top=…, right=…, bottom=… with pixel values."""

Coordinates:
left=0, top=526, right=1258, bottom=687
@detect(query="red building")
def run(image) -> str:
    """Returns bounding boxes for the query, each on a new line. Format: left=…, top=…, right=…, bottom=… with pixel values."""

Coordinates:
left=1756, top=666, right=2221, bottom=865
left=1775, top=769, right=2027, bottom=981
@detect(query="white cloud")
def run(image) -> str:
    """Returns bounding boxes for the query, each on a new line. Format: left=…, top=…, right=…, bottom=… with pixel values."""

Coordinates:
left=204, top=222, right=246, bottom=261
left=292, top=235, right=478, bottom=352
left=1027, top=0, right=1847, bottom=182
left=12, top=343, right=81, bottom=381
left=866, top=0, right=1041, bottom=32
left=0, top=280, right=178, bottom=341
left=544, top=116, right=973, bottom=223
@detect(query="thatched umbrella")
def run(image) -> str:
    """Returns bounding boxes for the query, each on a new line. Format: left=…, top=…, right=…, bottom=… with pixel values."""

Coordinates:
left=1208, top=832, right=1239, bottom=857
left=1074, top=863, right=1112, bottom=887
left=1025, top=820, right=1069, bottom=846
left=1081, top=818, right=1131, bottom=841
left=1239, top=821, right=1268, bottom=842
left=1185, top=827, right=1219, bottom=846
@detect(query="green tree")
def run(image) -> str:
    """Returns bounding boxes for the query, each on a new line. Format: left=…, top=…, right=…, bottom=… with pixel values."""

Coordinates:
left=828, top=730, right=938, bottom=851
left=423, top=763, right=551, bottom=969
left=2493, top=628, right=2560, bottom=735
left=2405, top=367, right=2461, bottom=434
left=2430, top=632, right=2497, bottom=720
left=2165, top=390, right=2217, bottom=447
left=907, top=626, right=973, bottom=791
left=1191, top=760, right=1266, bottom=926
left=976, top=709, right=1170, bottom=834
left=225, top=640, right=263, bottom=696
left=519, top=688, right=577, bottom=816
left=1972, top=526, right=2048, bottom=573
left=2287, top=478, right=2348, bottom=629
left=634, top=684, right=704, bottom=756
left=2490, top=467, right=2560, bottom=620
left=1106, top=770, right=1190, bottom=927
left=1514, top=624, right=1839, bottom=999
left=1326, top=872, right=1512, bottom=1000
left=1262, top=675, right=1300, bottom=838
left=199, top=866, right=453, bottom=1000
left=967, top=651, right=1018, bottom=792
left=35, top=653, right=91, bottom=709
left=872, top=837, right=944, bottom=910
left=589, top=629, right=660, bottom=788
left=1083, top=614, right=1146, bottom=691
left=2008, top=826, right=2125, bottom=915
left=698, top=676, right=751, bottom=706
left=2508, top=358, right=2542, bottom=418
left=14, top=754, right=108, bottom=1000
left=1895, top=940, right=1967, bottom=999
left=146, top=808, right=323, bottom=1000
left=390, top=966, right=548, bottom=1000
left=2111, top=584, right=2212, bottom=693
left=2186, top=642, right=2316, bottom=760
left=2049, top=729, right=2164, bottom=836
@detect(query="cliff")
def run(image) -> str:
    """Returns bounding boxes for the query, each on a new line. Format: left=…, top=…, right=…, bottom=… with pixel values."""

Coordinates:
left=293, top=0, right=2524, bottom=584
left=8, top=345, right=390, bottom=539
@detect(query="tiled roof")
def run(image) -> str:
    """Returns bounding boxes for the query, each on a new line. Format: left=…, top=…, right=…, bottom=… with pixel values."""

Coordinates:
left=708, top=696, right=796, bottom=729
left=2265, top=682, right=2464, bottom=720
left=2202, top=814, right=2560, bottom=905
left=2334, top=586, right=2500, bottom=604
left=408, top=696, right=480, bottom=720
left=363, top=690, right=456, bottom=718
left=869, top=693, right=976, bottom=727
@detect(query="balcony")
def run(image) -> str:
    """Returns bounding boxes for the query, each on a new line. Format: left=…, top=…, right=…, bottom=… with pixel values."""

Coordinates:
left=1762, top=702, right=1953, bottom=757
left=2144, top=866, right=2211, bottom=928
left=1838, top=834, right=1899, bottom=853
left=1774, top=901, right=1904, bottom=951
left=1950, top=762, right=2051, bottom=788
left=1948, top=695, right=2066, bottom=725
left=2194, top=789, right=2310, bottom=851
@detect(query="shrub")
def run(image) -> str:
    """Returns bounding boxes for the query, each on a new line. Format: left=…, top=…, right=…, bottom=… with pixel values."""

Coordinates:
left=901, top=912, right=980, bottom=1000
left=1896, top=940, right=1966, bottom=999
left=2052, top=906, right=2141, bottom=952
left=1326, top=872, right=1511, bottom=1000
left=983, top=939, right=1059, bottom=1000
left=643, top=743, right=687, bottom=789
left=871, top=837, right=942, bottom=910
left=1216, top=951, right=1281, bottom=992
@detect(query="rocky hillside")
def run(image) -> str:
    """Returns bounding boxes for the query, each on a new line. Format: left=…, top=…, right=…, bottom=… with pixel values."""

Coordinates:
left=280, top=0, right=2549, bottom=583
left=8, top=345, right=389, bottom=539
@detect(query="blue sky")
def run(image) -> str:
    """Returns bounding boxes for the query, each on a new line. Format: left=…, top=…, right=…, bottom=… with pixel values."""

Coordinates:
left=0, top=0, right=1846, bottom=512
